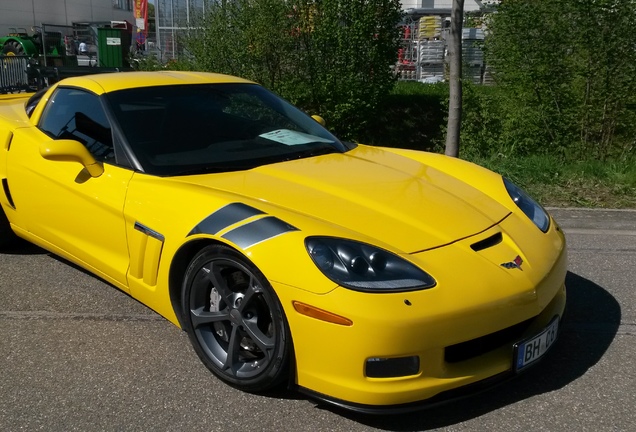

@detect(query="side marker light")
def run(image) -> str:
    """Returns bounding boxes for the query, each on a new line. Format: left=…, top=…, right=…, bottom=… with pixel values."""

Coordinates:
left=292, top=301, right=353, bottom=326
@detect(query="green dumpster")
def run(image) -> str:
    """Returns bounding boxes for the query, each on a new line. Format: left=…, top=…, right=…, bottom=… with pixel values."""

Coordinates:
left=97, top=28, right=131, bottom=68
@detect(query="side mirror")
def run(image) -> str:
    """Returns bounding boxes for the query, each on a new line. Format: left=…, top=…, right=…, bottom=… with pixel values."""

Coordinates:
left=39, top=139, right=104, bottom=177
left=311, top=115, right=326, bottom=127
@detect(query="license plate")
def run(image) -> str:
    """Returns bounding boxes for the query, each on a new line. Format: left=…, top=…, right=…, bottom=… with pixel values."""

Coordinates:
left=514, top=317, right=559, bottom=371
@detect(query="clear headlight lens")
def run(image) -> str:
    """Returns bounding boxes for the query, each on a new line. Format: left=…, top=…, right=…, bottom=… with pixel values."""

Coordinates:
left=305, top=237, right=436, bottom=292
left=503, top=177, right=550, bottom=232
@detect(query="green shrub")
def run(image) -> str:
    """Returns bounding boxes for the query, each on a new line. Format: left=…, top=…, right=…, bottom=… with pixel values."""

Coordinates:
left=484, top=0, right=636, bottom=160
left=357, top=81, right=447, bottom=150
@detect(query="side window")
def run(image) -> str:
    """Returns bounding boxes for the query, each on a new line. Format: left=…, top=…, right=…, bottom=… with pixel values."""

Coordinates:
left=39, top=88, right=115, bottom=162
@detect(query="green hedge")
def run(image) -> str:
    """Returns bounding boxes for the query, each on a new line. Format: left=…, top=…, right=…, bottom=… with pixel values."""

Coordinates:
left=366, top=81, right=635, bottom=163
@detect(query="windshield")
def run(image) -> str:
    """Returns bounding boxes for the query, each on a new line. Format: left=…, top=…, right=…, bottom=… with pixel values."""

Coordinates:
left=106, top=83, right=346, bottom=176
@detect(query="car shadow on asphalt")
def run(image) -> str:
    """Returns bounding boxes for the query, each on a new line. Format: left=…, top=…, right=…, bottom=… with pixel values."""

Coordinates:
left=316, top=271, right=621, bottom=430
left=1, top=238, right=48, bottom=255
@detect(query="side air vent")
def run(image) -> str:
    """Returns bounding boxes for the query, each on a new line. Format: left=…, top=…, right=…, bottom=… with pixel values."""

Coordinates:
left=2, top=178, right=15, bottom=209
left=470, top=232, right=502, bottom=252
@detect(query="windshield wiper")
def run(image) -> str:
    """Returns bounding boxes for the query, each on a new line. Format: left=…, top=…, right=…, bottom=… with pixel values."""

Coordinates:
left=285, top=145, right=339, bottom=161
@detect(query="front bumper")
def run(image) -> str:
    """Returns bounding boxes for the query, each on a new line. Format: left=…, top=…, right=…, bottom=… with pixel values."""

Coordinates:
left=273, top=214, right=568, bottom=410
left=297, top=283, right=566, bottom=414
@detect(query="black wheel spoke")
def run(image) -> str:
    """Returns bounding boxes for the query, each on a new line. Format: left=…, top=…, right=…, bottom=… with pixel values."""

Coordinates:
left=237, top=280, right=260, bottom=313
left=204, top=262, right=234, bottom=306
left=242, top=319, right=275, bottom=353
left=190, top=306, right=229, bottom=329
left=223, top=324, right=241, bottom=374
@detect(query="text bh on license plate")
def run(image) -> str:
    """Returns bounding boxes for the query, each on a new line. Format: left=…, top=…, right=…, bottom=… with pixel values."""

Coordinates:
left=514, top=317, right=559, bottom=371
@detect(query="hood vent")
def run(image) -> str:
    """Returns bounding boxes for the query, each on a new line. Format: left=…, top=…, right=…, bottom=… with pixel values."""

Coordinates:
left=470, top=232, right=503, bottom=252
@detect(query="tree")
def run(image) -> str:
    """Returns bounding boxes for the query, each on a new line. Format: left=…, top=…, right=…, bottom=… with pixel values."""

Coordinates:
left=445, top=0, right=465, bottom=157
left=177, top=0, right=403, bottom=140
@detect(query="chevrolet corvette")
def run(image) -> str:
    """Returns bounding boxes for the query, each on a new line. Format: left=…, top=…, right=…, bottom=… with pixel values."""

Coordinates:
left=0, top=71, right=567, bottom=413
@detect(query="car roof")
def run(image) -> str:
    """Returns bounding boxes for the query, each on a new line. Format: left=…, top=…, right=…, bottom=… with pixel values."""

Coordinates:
left=57, top=71, right=255, bottom=95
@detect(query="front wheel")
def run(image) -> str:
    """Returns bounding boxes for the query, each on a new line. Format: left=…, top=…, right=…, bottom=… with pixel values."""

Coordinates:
left=182, top=244, right=291, bottom=392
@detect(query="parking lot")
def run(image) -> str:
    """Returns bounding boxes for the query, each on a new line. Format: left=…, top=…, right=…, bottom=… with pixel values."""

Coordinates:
left=1, top=208, right=634, bottom=431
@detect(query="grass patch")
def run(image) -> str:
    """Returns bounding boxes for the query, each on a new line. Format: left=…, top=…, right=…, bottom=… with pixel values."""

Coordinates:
left=470, top=155, right=636, bottom=208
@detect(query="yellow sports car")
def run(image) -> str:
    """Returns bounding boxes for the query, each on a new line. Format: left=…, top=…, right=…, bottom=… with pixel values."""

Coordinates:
left=0, top=71, right=566, bottom=413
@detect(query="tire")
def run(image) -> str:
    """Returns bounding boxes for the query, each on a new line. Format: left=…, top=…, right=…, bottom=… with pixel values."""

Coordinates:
left=1, top=41, right=25, bottom=56
left=182, top=244, right=291, bottom=392
left=0, top=206, right=18, bottom=249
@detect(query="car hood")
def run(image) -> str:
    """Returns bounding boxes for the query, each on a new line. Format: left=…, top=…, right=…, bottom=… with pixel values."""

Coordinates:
left=177, top=146, right=510, bottom=253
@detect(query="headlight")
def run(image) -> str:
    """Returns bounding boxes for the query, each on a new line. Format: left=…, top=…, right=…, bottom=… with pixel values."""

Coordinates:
left=503, top=177, right=550, bottom=232
left=305, top=237, right=436, bottom=292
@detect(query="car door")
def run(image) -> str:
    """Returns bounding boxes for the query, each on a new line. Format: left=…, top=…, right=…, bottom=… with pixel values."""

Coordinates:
left=6, top=86, right=133, bottom=288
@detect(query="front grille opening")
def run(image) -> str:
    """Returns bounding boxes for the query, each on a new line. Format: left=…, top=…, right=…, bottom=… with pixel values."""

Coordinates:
left=470, top=232, right=503, bottom=252
left=445, top=317, right=535, bottom=363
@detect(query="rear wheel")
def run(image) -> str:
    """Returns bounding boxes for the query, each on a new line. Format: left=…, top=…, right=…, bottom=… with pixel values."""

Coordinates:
left=182, top=244, right=291, bottom=392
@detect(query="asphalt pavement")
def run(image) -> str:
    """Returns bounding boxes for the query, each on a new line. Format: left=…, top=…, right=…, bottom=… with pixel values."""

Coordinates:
left=1, top=208, right=634, bottom=431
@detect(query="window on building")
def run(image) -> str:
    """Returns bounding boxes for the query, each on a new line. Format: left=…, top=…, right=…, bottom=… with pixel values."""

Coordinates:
left=113, top=0, right=133, bottom=11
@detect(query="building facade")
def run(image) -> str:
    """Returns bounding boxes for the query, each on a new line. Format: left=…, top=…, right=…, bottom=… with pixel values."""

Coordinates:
left=153, top=0, right=489, bottom=60
left=1, top=1, right=489, bottom=62
left=0, top=0, right=135, bottom=37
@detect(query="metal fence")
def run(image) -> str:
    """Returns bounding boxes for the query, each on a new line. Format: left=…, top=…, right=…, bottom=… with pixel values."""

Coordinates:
left=398, top=15, right=490, bottom=84
left=0, top=55, right=29, bottom=93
